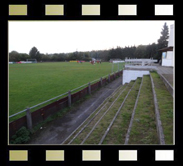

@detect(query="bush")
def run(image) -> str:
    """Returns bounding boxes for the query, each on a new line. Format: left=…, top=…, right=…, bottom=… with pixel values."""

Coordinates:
left=10, top=126, right=30, bottom=144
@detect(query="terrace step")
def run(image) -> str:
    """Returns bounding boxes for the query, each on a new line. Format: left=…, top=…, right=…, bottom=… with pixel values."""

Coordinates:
left=150, top=72, right=173, bottom=144
left=127, top=75, right=159, bottom=144
left=62, top=82, right=127, bottom=144
left=62, top=72, right=173, bottom=145
left=127, top=73, right=173, bottom=145
left=62, top=79, right=137, bottom=144
left=102, top=77, right=142, bottom=144
left=62, top=84, right=127, bottom=144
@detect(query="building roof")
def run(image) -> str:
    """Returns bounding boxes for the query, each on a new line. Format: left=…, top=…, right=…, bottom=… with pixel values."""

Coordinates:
left=158, top=46, right=173, bottom=52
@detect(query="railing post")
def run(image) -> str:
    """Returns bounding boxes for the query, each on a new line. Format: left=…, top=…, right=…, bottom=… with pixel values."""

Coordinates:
left=88, top=82, right=91, bottom=95
left=100, top=77, right=102, bottom=86
left=68, top=90, right=71, bottom=107
left=26, top=107, right=32, bottom=131
left=108, top=74, right=110, bottom=82
left=112, top=63, right=114, bottom=73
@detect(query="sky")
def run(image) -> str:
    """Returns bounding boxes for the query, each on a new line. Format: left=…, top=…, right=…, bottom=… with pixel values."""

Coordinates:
left=9, top=20, right=174, bottom=54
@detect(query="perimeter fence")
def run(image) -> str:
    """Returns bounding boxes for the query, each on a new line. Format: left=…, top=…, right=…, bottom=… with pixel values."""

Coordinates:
left=9, top=70, right=123, bottom=139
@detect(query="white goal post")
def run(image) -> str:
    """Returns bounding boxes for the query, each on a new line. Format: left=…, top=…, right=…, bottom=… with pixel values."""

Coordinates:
left=26, top=59, right=37, bottom=63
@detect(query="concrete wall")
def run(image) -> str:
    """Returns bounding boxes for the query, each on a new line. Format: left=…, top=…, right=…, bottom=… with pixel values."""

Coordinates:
left=122, top=70, right=149, bottom=85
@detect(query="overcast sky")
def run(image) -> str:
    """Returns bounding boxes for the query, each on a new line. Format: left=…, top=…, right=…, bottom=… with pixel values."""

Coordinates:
left=9, top=20, right=174, bottom=54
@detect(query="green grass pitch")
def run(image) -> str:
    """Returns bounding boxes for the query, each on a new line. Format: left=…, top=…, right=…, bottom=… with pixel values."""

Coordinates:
left=9, top=62, right=124, bottom=120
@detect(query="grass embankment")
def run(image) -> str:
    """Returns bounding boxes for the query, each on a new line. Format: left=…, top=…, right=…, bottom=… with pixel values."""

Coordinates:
left=64, top=72, right=173, bottom=145
left=128, top=75, right=159, bottom=144
left=83, top=82, right=134, bottom=144
left=63, top=85, right=126, bottom=144
left=9, top=62, right=124, bottom=121
left=151, top=72, right=173, bottom=144
left=102, top=78, right=141, bottom=144
left=67, top=82, right=133, bottom=144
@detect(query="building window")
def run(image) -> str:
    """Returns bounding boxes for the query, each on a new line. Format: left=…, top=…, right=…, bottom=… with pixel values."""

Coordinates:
left=162, top=52, right=167, bottom=59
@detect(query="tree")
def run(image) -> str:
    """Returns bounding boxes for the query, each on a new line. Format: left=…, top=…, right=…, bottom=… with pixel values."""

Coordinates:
left=83, top=53, right=90, bottom=61
left=158, top=22, right=169, bottom=48
left=29, top=47, right=38, bottom=58
left=9, top=51, right=30, bottom=62
left=41, top=53, right=51, bottom=62
left=134, top=45, right=147, bottom=58
left=157, top=22, right=169, bottom=60
left=9, top=51, right=20, bottom=62
left=29, top=46, right=41, bottom=61
left=146, top=43, right=158, bottom=59
left=19, top=53, right=30, bottom=61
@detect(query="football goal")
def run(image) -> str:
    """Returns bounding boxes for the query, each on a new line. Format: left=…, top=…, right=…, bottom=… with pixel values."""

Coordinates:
left=26, top=59, right=37, bottom=63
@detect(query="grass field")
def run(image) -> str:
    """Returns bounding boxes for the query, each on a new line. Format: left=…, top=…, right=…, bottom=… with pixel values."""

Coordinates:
left=9, top=62, right=124, bottom=120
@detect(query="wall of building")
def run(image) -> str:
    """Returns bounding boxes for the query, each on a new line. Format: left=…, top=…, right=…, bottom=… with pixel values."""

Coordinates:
left=162, top=51, right=173, bottom=67
left=162, top=24, right=174, bottom=67
left=168, top=24, right=174, bottom=47
left=122, top=70, right=149, bottom=85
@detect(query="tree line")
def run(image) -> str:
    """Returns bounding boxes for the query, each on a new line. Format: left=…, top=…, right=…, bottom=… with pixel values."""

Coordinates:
left=9, top=23, right=169, bottom=62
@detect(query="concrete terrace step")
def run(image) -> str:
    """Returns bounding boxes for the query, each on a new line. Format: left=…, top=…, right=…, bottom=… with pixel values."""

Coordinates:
left=128, top=75, right=159, bottom=144
left=102, top=77, right=142, bottom=144
left=62, top=72, right=173, bottom=145
left=127, top=73, right=173, bottom=145
left=150, top=72, right=173, bottom=144
left=62, top=82, right=132, bottom=144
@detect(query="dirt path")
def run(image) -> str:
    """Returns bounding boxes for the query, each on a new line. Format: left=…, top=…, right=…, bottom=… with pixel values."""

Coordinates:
left=29, top=76, right=122, bottom=144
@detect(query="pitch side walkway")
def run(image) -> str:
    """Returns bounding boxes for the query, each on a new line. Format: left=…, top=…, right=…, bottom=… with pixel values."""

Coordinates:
left=29, top=76, right=123, bottom=144
left=156, top=65, right=174, bottom=86
left=151, top=63, right=173, bottom=86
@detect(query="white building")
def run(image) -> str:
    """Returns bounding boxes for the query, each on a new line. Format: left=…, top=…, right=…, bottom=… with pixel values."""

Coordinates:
left=160, top=24, right=174, bottom=67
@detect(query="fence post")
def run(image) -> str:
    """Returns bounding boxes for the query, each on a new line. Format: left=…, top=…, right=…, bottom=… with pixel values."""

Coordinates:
left=111, top=63, right=114, bottom=73
left=100, top=77, right=102, bottom=86
left=68, top=90, right=71, bottom=107
left=26, top=107, right=32, bottom=131
left=108, top=74, right=110, bottom=82
left=88, top=82, right=91, bottom=95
